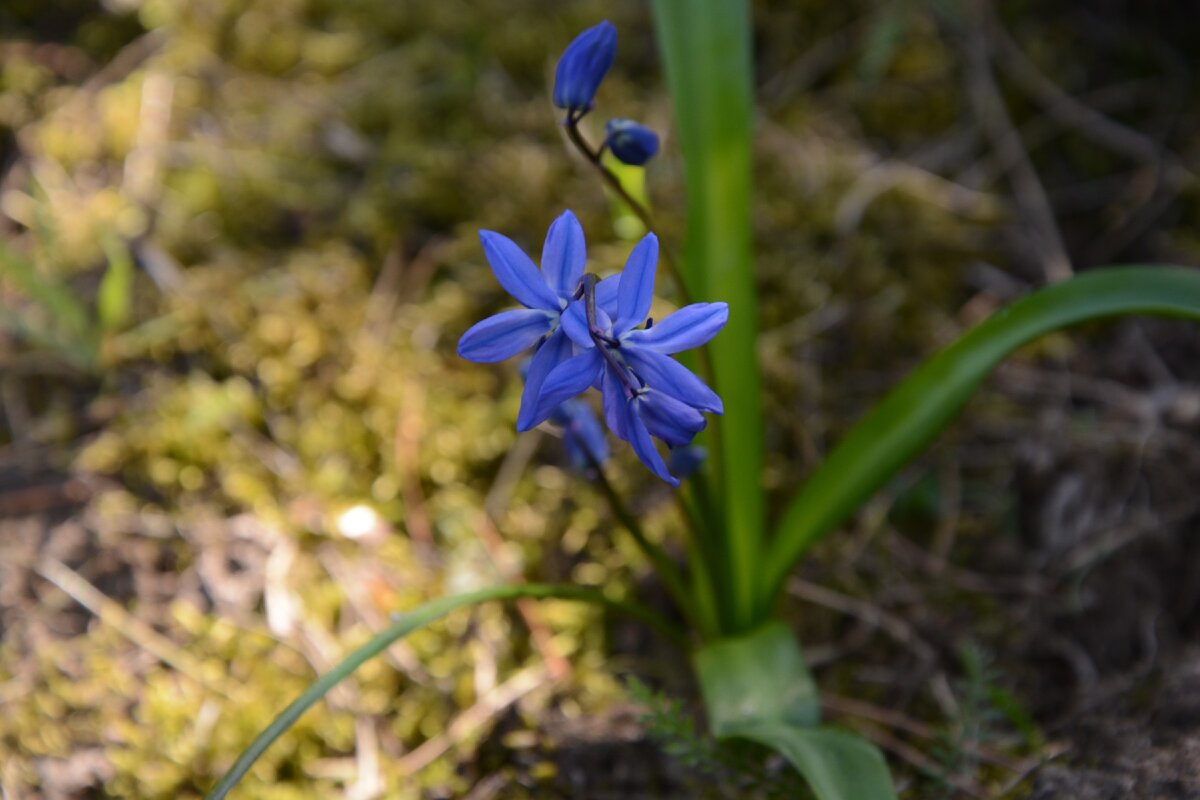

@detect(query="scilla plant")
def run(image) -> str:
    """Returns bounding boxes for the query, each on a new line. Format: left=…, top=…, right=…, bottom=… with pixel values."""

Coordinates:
left=208, top=5, right=1200, bottom=799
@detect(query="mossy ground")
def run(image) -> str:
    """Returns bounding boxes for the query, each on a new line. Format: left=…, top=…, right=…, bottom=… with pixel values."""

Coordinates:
left=1, top=0, right=1199, bottom=797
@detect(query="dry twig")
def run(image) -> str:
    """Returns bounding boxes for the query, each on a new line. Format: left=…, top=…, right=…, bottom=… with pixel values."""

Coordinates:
left=395, top=664, right=551, bottom=776
left=960, top=0, right=1072, bottom=283
left=35, top=555, right=230, bottom=699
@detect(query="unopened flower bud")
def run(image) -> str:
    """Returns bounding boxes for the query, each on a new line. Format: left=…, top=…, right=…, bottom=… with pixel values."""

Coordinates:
left=553, top=21, right=618, bottom=114
left=604, top=118, right=659, bottom=166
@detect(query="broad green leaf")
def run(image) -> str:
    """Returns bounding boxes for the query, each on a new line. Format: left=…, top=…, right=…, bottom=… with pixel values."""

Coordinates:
left=763, top=266, right=1200, bottom=611
left=693, top=620, right=819, bottom=735
left=205, top=584, right=680, bottom=800
left=695, top=623, right=895, bottom=800
left=652, top=0, right=763, bottom=634
left=728, top=723, right=897, bottom=800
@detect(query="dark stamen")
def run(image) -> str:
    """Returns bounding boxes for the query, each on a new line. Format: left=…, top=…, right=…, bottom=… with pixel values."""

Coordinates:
left=582, top=273, right=637, bottom=397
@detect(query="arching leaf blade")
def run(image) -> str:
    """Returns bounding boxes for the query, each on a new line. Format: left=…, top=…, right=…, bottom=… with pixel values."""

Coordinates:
left=762, top=266, right=1200, bottom=611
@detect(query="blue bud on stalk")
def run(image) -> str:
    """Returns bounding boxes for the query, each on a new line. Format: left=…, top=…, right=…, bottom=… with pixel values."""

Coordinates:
left=604, top=119, right=659, bottom=166
left=553, top=21, right=618, bottom=115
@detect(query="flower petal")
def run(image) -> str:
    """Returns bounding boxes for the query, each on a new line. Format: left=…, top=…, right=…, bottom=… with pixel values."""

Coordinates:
left=595, top=272, right=620, bottom=318
left=479, top=230, right=562, bottom=311
left=523, top=349, right=603, bottom=431
left=457, top=308, right=556, bottom=363
left=541, top=210, right=587, bottom=299
left=601, top=363, right=629, bottom=440
left=614, top=233, right=658, bottom=335
left=560, top=300, right=594, bottom=349
left=620, top=396, right=678, bottom=486
left=623, top=348, right=723, bottom=414
left=517, top=328, right=572, bottom=430
left=636, top=389, right=706, bottom=447
left=622, top=302, right=728, bottom=354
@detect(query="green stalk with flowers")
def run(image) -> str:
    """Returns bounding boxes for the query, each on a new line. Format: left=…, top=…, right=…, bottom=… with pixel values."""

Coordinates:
left=207, top=5, right=1200, bottom=798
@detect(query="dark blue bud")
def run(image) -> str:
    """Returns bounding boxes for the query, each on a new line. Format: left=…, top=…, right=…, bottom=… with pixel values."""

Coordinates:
left=604, top=118, right=659, bottom=166
left=553, top=21, right=618, bottom=114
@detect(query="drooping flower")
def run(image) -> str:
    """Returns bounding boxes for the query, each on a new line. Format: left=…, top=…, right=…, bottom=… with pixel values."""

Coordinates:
left=551, top=398, right=609, bottom=471
left=457, top=210, right=618, bottom=429
left=552, top=21, right=618, bottom=115
left=604, top=119, right=659, bottom=166
left=526, top=233, right=728, bottom=485
left=668, top=444, right=707, bottom=480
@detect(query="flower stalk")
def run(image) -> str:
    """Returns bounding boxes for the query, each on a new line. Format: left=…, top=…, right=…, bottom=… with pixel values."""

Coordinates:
left=562, top=116, right=691, bottom=306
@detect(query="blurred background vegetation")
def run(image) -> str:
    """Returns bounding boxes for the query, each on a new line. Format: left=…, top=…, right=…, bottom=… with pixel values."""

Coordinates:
left=1, top=0, right=1198, bottom=797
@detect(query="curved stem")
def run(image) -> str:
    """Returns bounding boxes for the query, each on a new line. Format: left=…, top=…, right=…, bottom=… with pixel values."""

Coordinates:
left=205, top=583, right=683, bottom=800
left=586, top=453, right=702, bottom=633
left=563, top=120, right=691, bottom=306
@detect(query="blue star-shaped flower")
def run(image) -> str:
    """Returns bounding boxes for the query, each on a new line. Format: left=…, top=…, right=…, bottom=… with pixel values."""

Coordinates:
left=457, top=210, right=618, bottom=430
left=526, top=233, right=728, bottom=485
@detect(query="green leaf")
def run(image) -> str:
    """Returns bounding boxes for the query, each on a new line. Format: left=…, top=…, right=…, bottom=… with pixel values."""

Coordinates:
left=652, top=0, right=763, bottom=634
left=693, top=620, right=819, bottom=735
left=205, top=583, right=682, bottom=799
left=0, top=242, right=97, bottom=371
left=0, top=239, right=92, bottom=342
left=695, top=622, right=895, bottom=799
left=728, top=723, right=897, bottom=800
left=763, top=266, right=1200, bottom=612
left=98, top=235, right=134, bottom=334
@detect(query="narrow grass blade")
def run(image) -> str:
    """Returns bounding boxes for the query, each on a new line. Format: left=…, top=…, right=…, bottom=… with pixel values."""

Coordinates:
left=0, top=240, right=92, bottom=341
left=205, top=583, right=682, bottom=799
left=763, top=266, right=1200, bottom=611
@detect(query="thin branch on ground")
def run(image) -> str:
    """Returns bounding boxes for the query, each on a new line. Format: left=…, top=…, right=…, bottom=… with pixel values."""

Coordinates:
left=395, top=664, right=551, bottom=775
left=987, top=11, right=1195, bottom=185
left=35, top=555, right=231, bottom=699
left=960, top=0, right=1072, bottom=283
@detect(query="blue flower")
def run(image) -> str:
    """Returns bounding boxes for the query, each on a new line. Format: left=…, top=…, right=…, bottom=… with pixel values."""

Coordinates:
left=457, top=211, right=618, bottom=430
left=553, top=21, right=618, bottom=115
left=527, top=233, right=728, bottom=486
left=668, top=445, right=707, bottom=480
left=604, top=119, right=659, bottom=166
left=551, top=399, right=609, bottom=471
